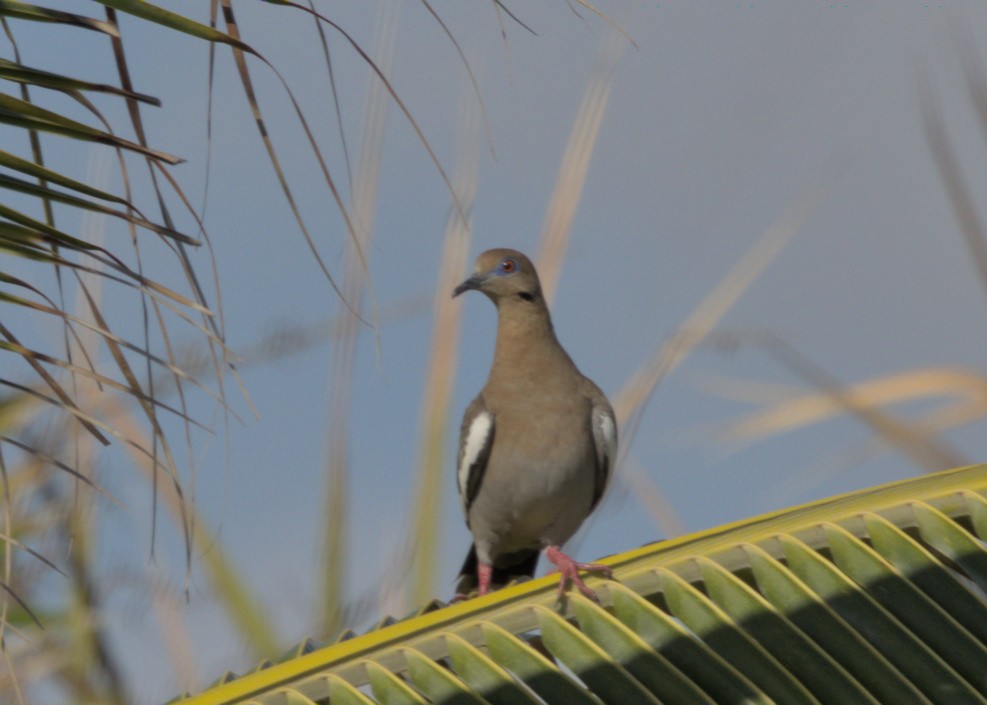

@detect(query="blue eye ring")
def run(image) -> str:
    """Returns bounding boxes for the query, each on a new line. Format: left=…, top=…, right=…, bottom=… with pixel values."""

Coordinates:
left=497, top=258, right=518, bottom=275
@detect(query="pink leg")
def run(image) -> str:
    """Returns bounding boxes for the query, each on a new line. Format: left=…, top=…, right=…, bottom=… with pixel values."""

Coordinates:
left=451, top=563, right=495, bottom=602
left=545, top=545, right=613, bottom=602
left=477, top=562, right=494, bottom=596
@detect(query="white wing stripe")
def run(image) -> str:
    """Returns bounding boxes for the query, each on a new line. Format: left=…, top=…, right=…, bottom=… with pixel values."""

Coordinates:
left=594, top=408, right=617, bottom=471
left=459, top=411, right=493, bottom=500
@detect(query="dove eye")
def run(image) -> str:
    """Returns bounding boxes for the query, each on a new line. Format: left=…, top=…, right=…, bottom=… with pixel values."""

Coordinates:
left=498, top=258, right=517, bottom=274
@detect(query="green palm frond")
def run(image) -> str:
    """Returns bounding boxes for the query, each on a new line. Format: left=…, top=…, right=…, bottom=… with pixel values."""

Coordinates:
left=178, top=463, right=987, bottom=705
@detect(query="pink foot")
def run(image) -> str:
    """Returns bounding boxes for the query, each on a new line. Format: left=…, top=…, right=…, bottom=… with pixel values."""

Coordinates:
left=545, top=545, right=612, bottom=602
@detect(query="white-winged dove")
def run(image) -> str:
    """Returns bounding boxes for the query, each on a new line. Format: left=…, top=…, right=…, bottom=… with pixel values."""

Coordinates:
left=452, top=248, right=617, bottom=600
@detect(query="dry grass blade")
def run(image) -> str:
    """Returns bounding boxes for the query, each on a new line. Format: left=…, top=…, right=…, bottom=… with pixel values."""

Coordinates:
left=75, top=283, right=191, bottom=480
left=291, top=0, right=469, bottom=227
left=919, top=76, right=987, bottom=307
left=4, top=133, right=141, bottom=688
left=569, top=0, right=638, bottom=49
left=418, top=0, right=495, bottom=157
left=0, top=443, right=13, bottom=686
left=1, top=234, right=214, bottom=319
left=97, top=0, right=250, bottom=51
left=716, top=367, right=987, bottom=440
left=1, top=288, right=223, bottom=405
left=217, top=1, right=363, bottom=321
left=0, top=173, right=198, bottom=244
left=0, top=93, right=182, bottom=164
left=0, top=204, right=136, bottom=258
left=1, top=223, right=214, bottom=316
left=2, top=272, right=102, bottom=375
left=0, top=648, right=23, bottom=705
left=308, top=0, right=353, bottom=194
left=0, top=531, right=65, bottom=576
left=106, top=402, right=280, bottom=658
left=105, top=114, right=235, bottom=443
left=0, top=437, right=119, bottom=504
left=605, top=163, right=846, bottom=532
left=536, top=29, right=623, bottom=304
left=0, top=338, right=209, bottom=433
left=765, top=436, right=892, bottom=506
left=0, top=0, right=119, bottom=35
left=489, top=3, right=514, bottom=80
left=612, top=159, right=848, bottom=454
left=1, top=379, right=209, bottom=473
left=0, top=389, right=41, bottom=441
left=713, top=347, right=974, bottom=473
left=0, top=147, right=134, bottom=204
left=491, top=0, right=537, bottom=35
left=146, top=160, right=241, bottom=355
left=149, top=571, right=200, bottom=695
left=621, top=453, right=687, bottom=538
left=0, top=581, right=41, bottom=629
left=763, top=339, right=969, bottom=472
left=954, top=21, right=987, bottom=144
left=321, top=1, right=399, bottom=635
left=104, top=9, right=204, bottom=567
left=0, top=57, right=160, bottom=104
left=235, top=294, right=430, bottom=368
left=403, top=83, right=481, bottom=610
left=65, top=328, right=162, bottom=705
left=0, top=321, right=108, bottom=445
left=112, top=3, right=254, bottom=523
left=3, top=16, right=55, bottom=234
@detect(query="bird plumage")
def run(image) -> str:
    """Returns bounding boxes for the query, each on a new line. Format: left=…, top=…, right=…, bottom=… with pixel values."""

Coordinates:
left=452, top=248, right=616, bottom=598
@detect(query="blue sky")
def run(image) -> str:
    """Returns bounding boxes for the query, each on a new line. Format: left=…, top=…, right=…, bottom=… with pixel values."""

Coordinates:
left=7, top=2, right=987, bottom=702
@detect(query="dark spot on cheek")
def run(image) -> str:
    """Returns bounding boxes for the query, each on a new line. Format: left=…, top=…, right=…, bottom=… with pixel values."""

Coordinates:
left=518, top=291, right=535, bottom=302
